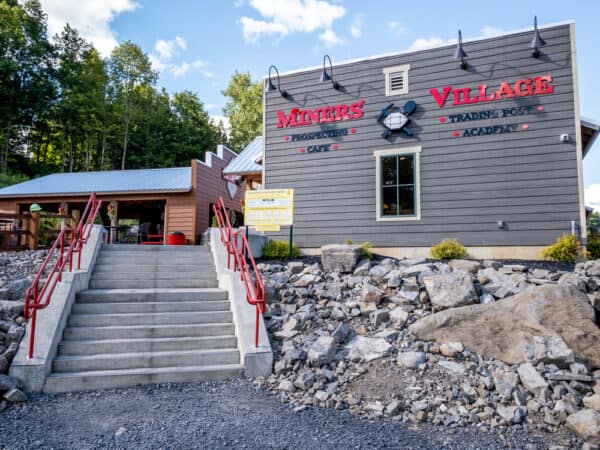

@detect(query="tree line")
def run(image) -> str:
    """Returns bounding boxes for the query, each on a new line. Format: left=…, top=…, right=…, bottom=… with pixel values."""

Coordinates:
left=0, top=0, right=262, bottom=185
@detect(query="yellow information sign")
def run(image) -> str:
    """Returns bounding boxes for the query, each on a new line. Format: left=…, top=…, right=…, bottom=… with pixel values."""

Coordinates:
left=245, top=189, right=294, bottom=227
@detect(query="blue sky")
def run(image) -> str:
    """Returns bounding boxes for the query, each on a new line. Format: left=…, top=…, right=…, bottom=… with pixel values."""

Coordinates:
left=39, top=0, right=600, bottom=208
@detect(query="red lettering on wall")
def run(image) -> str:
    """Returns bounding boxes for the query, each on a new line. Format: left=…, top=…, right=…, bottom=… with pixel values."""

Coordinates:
left=430, top=75, right=555, bottom=108
left=429, top=87, right=453, bottom=107
left=335, top=104, right=349, bottom=121
left=477, top=85, right=495, bottom=102
left=534, top=75, right=554, bottom=94
left=514, top=79, right=533, bottom=96
left=275, top=100, right=365, bottom=128
left=452, top=88, right=479, bottom=106
left=495, top=82, right=515, bottom=100
left=277, top=109, right=298, bottom=128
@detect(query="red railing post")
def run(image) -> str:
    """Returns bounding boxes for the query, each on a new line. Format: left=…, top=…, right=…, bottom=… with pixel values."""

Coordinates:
left=212, top=196, right=266, bottom=348
left=28, top=310, right=36, bottom=359
left=25, top=193, right=101, bottom=359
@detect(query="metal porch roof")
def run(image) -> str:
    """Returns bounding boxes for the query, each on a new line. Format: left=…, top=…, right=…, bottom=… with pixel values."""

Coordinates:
left=223, top=136, right=263, bottom=175
left=0, top=167, right=192, bottom=198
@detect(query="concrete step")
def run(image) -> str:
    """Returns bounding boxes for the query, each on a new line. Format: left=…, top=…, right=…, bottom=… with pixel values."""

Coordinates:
left=76, top=288, right=228, bottom=303
left=89, top=279, right=218, bottom=289
left=92, top=265, right=213, bottom=273
left=63, top=323, right=235, bottom=340
left=72, top=300, right=231, bottom=314
left=68, top=311, right=233, bottom=327
left=101, top=244, right=210, bottom=253
left=44, top=364, right=244, bottom=393
left=95, top=258, right=213, bottom=266
left=58, top=335, right=238, bottom=355
left=52, top=348, right=240, bottom=372
left=90, top=272, right=217, bottom=281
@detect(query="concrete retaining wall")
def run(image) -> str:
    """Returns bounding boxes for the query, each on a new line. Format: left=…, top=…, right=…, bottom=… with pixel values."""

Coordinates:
left=209, top=228, right=272, bottom=377
left=9, top=225, right=106, bottom=392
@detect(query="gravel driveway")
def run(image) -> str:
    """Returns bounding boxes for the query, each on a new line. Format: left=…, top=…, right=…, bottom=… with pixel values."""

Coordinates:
left=0, top=379, right=578, bottom=449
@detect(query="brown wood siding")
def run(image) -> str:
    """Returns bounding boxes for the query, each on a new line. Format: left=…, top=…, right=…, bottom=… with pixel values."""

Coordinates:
left=194, top=148, right=245, bottom=241
left=165, top=192, right=195, bottom=244
left=0, top=192, right=197, bottom=244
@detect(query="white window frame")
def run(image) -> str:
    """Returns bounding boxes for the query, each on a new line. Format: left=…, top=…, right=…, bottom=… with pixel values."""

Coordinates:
left=383, top=64, right=410, bottom=96
left=374, top=146, right=421, bottom=221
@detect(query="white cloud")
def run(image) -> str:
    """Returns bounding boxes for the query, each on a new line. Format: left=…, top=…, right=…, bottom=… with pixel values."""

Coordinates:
left=150, top=36, right=213, bottom=78
left=318, top=29, right=345, bottom=47
left=350, top=13, right=364, bottom=39
left=40, top=0, right=138, bottom=57
left=210, top=115, right=232, bottom=136
left=387, top=20, right=407, bottom=36
left=171, top=62, right=190, bottom=77
left=408, top=36, right=454, bottom=51
left=480, top=25, right=504, bottom=37
left=240, top=0, right=346, bottom=43
left=586, top=184, right=600, bottom=211
left=155, top=36, right=187, bottom=60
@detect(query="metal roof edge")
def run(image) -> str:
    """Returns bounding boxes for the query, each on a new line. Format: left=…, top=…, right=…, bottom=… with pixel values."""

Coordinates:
left=263, top=20, right=576, bottom=79
left=0, top=187, right=192, bottom=199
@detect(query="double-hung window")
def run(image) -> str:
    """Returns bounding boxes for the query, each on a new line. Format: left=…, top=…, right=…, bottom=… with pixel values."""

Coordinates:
left=375, top=147, right=421, bottom=221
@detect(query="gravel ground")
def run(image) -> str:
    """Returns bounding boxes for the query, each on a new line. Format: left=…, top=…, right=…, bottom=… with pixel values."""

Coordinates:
left=0, top=379, right=578, bottom=450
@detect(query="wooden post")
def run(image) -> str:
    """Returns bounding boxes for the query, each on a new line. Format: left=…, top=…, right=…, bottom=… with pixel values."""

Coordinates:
left=28, top=212, right=40, bottom=250
left=109, top=200, right=118, bottom=244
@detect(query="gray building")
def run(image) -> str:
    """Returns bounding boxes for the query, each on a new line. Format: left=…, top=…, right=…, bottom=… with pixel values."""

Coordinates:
left=261, top=21, right=599, bottom=259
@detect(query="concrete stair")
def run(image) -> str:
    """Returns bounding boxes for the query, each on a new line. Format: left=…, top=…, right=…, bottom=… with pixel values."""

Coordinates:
left=44, top=244, right=242, bottom=393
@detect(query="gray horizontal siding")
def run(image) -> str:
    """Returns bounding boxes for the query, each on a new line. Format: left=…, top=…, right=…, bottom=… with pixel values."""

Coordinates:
left=264, top=24, right=580, bottom=248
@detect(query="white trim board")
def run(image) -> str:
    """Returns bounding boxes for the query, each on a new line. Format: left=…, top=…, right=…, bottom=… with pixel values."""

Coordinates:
left=374, top=146, right=422, bottom=222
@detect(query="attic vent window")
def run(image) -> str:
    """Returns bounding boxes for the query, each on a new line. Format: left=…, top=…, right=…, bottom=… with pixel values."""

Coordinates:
left=383, top=64, right=410, bottom=96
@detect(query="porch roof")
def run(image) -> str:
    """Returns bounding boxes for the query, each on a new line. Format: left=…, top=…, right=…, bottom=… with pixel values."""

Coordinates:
left=223, top=136, right=262, bottom=176
left=0, top=167, right=192, bottom=198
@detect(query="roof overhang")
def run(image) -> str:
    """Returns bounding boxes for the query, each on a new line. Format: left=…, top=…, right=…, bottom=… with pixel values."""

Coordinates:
left=582, top=117, right=600, bottom=159
left=0, top=188, right=192, bottom=199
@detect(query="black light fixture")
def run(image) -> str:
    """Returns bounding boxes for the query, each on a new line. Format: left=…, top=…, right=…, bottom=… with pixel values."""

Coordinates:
left=529, top=16, right=546, bottom=58
left=265, top=65, right=288, bottom=98
left=320, top=55, right=340, bottom=90
left=453, top=30, right=468, bottom=69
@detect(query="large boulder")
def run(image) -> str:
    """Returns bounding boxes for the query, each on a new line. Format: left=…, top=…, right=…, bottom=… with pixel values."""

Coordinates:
left=409, top=284, right=600, bottom=368
left=423, top=271, right=478, bottom=311
left=566, top=409, right=600, bottom=445
left=321, top=244, right=363, bottom=273
left=345, top=336, right=391, bottom=362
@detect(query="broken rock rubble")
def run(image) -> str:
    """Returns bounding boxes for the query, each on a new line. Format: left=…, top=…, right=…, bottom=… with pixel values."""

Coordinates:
left=258, top=255, right=600, bottom=445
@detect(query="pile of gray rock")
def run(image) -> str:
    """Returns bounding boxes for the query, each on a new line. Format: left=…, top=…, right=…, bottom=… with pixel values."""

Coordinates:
left=0, top=250, right=49, bottom=404
left=257, top=245, right=600, bottom=447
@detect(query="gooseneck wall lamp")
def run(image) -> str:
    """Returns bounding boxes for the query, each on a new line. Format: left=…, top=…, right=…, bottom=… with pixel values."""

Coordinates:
left=320, top=55, right=340, bottom=90
left=265, top=65, right=288, bottom=98
left=529, top=16, right=546, bottom=58
left=453, top=30, right=468, bottom=69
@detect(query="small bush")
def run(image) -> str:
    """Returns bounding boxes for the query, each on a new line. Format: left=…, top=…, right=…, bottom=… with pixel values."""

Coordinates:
left=430, top=239, right=467, bottom=260
left=587, top=237, right=600, bottom=259
left=541, top=234, right=581, bottom=263
left=262, top=240, right=300, bottom=260
left=344, top=238, right=354, bottom=245
left=361, top=242, right=373, bottom=260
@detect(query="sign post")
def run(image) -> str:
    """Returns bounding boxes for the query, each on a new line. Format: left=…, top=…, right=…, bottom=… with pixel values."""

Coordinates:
left=244, top=189, right=294, bottom=256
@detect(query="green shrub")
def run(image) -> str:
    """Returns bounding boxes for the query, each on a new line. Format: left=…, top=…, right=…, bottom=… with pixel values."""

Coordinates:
left=344, top=238, right=354, bottom=245
left=361, top=242, right=373, bottom=260
left=0, top=173, right=28, bottom=189
left=541, top=234, right=581, bottom=263
left=587, top=237, right=600, bottom=259
left=262, top=240, right=300, bottom=260
left=430, top=239, right=467, bottom=260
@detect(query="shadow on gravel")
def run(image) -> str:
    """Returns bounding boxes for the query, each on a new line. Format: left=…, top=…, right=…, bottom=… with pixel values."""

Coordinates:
left=0, top=379, right=577, bottom=450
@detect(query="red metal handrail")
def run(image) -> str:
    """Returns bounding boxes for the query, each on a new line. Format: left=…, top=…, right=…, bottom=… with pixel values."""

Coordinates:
left=24, top=193, right=102, bottom=358
left=212, top=197, right=266, bottom=348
